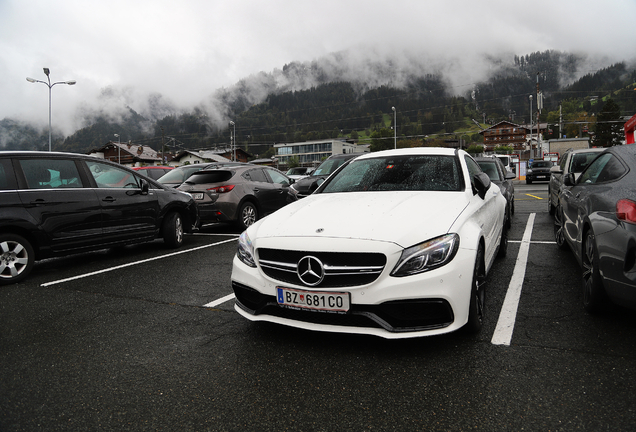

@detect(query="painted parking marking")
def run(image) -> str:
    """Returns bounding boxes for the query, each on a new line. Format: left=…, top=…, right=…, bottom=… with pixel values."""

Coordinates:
left=204, top=293, right=235, bottom=308
left=40, top=238, right=239, bottom=287
left=526, top=194, right=543, bottom=200
left=491, top=213, right=536, bottom=346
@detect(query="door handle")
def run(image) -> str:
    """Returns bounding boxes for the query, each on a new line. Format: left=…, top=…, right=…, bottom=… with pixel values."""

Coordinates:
left=102, top=196, right=116, bottom=202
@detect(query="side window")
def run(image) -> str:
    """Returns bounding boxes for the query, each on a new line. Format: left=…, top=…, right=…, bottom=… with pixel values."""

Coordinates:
left=265, top=168, right=290, bottom=185
left=19, top=159, right=84, bottom=189
left=578, top=154, right=625, bottom=184
left=464, top=156, right=483, bottom=186
left=246, top=168, right=268, bottom=183
left=560, top=153, right=569, bottom=171
left=86, top=161, right=141, bottom=189
left=0, top=159, right=16, bottom=190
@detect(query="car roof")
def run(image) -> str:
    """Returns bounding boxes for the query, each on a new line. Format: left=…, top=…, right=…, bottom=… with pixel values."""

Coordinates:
left=353, top=147, right=458, bottom=161
left=569, top=147, right=605, bottom=154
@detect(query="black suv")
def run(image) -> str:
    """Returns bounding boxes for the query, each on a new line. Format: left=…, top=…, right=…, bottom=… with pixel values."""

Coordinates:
left=526, top=160, right=553, bottom=184
left=0, top=151, right=199, bottom=285
left=288, top=153, right=361, bottom=198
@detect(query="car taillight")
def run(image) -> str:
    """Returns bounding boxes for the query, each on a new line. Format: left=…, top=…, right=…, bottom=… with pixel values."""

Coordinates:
left=207, top=185, right=235, bottom=193
left=616, top=199, right=636, bottom=224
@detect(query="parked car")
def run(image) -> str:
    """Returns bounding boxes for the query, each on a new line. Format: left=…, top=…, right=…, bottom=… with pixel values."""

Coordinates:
left=285, top=166, right=315, bottom=180
left=158, top=162, right=248, bottom=188
left=177, top=165, right=295, bottom=230
left=476, top=156, right=516, bottom=223
left=231, top=148, right=507, bottom=339
left=288, top=153, right=360, bottom=198
left=495, top=154, right=514, bottom=174
left=547, top=147, right=605, bottom=215
left=525, top=159, right=553, bottom=184
left=132, top=165, right=173, bottom=180
left=553, top=145, right=636, bottom=313
left=0, top=151, right=199, bottom=285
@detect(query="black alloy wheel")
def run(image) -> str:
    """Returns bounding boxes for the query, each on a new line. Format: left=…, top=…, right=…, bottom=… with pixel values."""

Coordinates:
left=582, top=229, right=606, bottom=313
left=0, top=234, right=35, bottom=285
left=163, top=212, right=184, bottom=248
left=554, top=205, right=569, bottom=250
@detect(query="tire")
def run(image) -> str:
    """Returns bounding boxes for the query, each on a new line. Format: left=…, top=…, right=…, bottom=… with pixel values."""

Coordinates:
left=162, top=212, right=184, bottom=248
left=237, top=201, right=258, bottom=231
left=465, top=246, right=486, bottom=334
left=547, top=188, right=555, bottom=215
left=554, top=205, right=569, bottom=250
left=0, top=234, right=35, bottom=285
left=582, top=229, right=606, bottom=313
left=497, top=221, right=509, bottom=259
left=511, top=196, right=515, bottom=215
left=526, top=178, right=532, bottom=184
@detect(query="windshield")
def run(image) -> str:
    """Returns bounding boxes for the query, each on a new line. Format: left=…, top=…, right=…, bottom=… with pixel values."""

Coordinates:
left=311, top=157, right=351, bottom=176
left=320, top=155, right=462, bottom=193
left=531, top=161, right=552, bottom=168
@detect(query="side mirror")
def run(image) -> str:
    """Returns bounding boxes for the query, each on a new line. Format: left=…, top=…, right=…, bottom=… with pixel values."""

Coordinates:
left=550, top=165, right=563, bottom=174
left=504, top=172, right=516, bottom=180
left=140, top=178, right=149, bottom=195
left=473, top=172, right=491, bottom=199
left=563, top=172, right=576, bottom=186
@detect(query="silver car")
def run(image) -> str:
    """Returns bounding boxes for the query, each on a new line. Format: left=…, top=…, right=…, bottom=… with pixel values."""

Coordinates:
left=548, top=147, right=605, bottom=215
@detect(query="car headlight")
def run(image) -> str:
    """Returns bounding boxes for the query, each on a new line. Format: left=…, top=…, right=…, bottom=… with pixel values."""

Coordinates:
left=391, top=234, right=459, bottom=277
left=527, top=169, right=533, bottom=173
left=237, top=231, right=256, bottom=268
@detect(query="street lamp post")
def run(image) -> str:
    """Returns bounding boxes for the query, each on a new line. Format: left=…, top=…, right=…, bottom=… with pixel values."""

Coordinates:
left=229, top=121, right=236, bottom=162
left=26, top=68, right=76, bottom=152
left=114, top=134, right=121, bottom=164
left=392, top=107, right=396, bottom=149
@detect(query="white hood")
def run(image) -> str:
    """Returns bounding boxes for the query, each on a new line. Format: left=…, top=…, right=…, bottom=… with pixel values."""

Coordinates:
left=252, top=191, right=469, bottom=248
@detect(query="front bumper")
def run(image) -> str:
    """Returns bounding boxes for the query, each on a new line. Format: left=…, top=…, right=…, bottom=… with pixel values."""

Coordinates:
left=230, top=242, right=477, bottom=339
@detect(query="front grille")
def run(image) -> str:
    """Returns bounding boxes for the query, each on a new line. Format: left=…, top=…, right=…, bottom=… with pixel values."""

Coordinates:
left=232, top=282, right=454, bottom=332
left=257, top=248, right=386, bottom=288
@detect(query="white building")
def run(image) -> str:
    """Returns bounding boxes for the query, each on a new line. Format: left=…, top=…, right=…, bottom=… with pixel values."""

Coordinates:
left=275, top=139, right=369, bottom=167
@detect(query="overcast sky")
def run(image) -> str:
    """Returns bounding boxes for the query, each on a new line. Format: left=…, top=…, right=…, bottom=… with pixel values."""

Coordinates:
left=1, top=0, right=635, bottom=135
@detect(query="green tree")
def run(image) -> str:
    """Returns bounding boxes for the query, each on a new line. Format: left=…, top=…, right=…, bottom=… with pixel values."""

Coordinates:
left=593, top=98, right=623, bottom=147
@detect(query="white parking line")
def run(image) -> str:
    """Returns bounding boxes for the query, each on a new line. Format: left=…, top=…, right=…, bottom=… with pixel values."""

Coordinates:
left=204, top=293, right=235, bottom=308
left=491, top=213, right=536, bottom=346
left=40, top=238, right=239, bottom=287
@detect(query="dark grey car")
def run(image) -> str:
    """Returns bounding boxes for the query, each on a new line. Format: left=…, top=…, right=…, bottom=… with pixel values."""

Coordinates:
left=177, top=165, right=295, bottom=230
left=288, top=153, right=360, bottom=198
left=554, top=145, right=636, bottom=313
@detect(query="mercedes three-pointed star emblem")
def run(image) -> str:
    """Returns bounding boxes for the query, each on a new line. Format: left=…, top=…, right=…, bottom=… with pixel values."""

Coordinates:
left=297, top=256, right=325, bottom=286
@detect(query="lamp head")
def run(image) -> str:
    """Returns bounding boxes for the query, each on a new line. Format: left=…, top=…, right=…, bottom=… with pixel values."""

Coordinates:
left=66, top=80, right=77, bottom=85
left=26, top=77, right=36, bottom=83
left=43, top=68, right=50, bottom=76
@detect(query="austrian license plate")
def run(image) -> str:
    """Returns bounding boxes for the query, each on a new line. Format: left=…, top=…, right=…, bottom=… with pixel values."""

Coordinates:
left=277, top=287, right=350, bottom=313
left=190, top=192, right=204, bottom=200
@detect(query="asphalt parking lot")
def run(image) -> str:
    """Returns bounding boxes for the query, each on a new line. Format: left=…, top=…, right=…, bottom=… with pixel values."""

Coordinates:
left=2, top=182, right=636, bottom=431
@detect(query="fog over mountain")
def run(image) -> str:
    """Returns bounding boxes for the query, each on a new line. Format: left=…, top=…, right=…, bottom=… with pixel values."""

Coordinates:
left=2, top=0, right=635, bottom=146
left=73, top=48, right=630, bottom=134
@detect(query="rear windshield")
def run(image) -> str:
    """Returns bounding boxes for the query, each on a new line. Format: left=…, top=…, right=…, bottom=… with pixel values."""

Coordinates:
left=184, top=170, right=234, bottom=184
left=158, top=166, right=203, bottom=183
left=320, top=155, right=462, bottom=193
